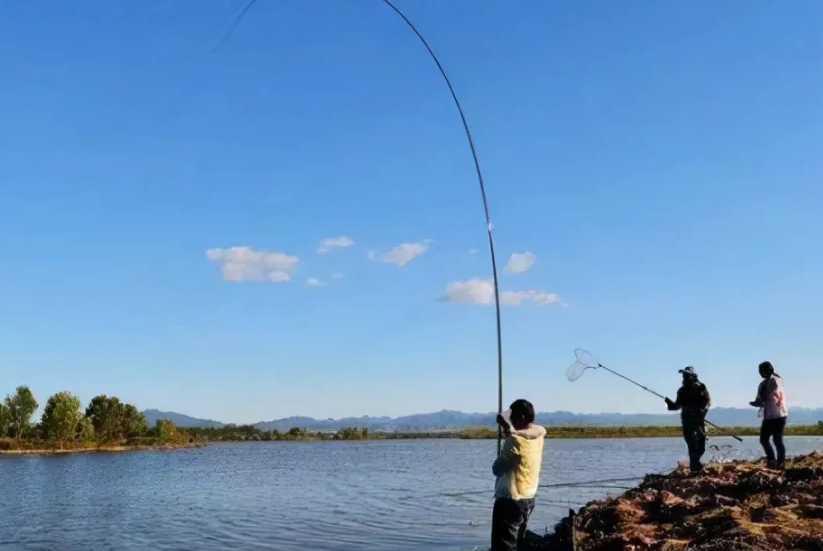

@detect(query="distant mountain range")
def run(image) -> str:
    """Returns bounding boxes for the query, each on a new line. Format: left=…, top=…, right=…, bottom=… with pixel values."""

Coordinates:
left=142, top=409, right=224, bottom=428
left=142, top=407, right=823, bottom=431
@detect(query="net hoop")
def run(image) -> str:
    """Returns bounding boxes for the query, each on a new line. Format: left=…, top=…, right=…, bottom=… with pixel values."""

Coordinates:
left=566, top=360, right=590, bottom=382
left=574, top=348, right=600, bottom=368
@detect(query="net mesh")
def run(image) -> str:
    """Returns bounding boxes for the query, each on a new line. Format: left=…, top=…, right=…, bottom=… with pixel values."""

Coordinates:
left=566, top=360, right=590, bottom=381
left=574, top=348, right=600, bottom=368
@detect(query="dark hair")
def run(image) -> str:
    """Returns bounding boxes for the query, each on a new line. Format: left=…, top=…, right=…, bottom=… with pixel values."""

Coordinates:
left=509, top=399, right=536, bottom=426
left=759, top=361, right=780, bottom=378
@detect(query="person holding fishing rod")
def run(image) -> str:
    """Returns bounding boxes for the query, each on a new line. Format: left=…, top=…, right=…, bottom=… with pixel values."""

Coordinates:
left=491, top=399, right=546, bottom=551
left=664, top=366, right=712, bottom=474
left=750, top=360, right=788, bottom=469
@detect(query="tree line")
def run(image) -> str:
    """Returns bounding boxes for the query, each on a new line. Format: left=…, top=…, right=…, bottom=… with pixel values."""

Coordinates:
left=185, top=422, right=823, bottom=442
left=183, top=424, right=370, bottom=441
left=0, top=386, right=183, bottom=448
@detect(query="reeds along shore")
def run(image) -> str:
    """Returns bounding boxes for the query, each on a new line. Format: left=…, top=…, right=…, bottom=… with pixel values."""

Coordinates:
left=0, top=437, right=201, bottom=455
left=5, top=421, right=823, bottom=450
left=521, top=451, right=823, bottom=551
left=181, top=423, right=823, bottom=442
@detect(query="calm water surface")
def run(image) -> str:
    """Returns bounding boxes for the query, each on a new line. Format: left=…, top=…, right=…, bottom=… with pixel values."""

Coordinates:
left=1, top=437, right=822, bottom=550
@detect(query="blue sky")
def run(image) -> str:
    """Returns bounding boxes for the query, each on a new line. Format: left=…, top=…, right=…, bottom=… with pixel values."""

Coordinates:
left=1, top=1, right=822, bottom=424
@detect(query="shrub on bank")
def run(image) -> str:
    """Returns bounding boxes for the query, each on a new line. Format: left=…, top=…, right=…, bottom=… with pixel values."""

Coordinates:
left=1, top=385, right=191, bottom=451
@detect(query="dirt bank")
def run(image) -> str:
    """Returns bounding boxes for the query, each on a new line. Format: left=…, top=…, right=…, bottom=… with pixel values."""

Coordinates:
left=523, top=451, right=823, bottom=551
left=0, top=442, right=204, bottom=455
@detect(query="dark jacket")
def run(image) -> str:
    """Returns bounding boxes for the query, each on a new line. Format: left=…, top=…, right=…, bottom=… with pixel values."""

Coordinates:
left=667, top=379, right=711, bottom=423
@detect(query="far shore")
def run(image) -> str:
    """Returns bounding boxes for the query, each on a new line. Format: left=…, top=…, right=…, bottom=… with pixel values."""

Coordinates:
left=0, top=441, right=204, bottom=456
left=181, top=422, right=823, bottom=442
left=6, top=424, right=821, bottom=454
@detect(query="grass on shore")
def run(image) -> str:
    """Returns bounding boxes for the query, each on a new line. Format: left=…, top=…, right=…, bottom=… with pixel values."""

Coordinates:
left=7, top=424, right=823, bottom=450
left=182, top=422, right=823, bottom=443
left=400, top=423, right=823, bottom=440
left=0, top=436, right=200, bottom=454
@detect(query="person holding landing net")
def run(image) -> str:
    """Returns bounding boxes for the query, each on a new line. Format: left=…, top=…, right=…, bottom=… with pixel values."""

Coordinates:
left=664, top=366, right=711, bottom=473
left=567, top=349, right=741, bottom=473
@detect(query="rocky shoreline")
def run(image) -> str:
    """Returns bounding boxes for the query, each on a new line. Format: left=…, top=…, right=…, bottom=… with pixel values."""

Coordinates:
left=522, top=451, right=823, bottom=551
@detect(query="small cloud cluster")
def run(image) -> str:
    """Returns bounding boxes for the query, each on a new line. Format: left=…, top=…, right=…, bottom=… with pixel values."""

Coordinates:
left=504, top=251, right=536, bottom=274
left=368, top=241, right=429, bottom=267
left=307, top=239, right=354, bottom=288
left=206, top=246, right=299, bottom=283
left=207, top=239, right=564, bottom=309
left=443, top=279, right=562, bottom=307
left=441, top=250, right=561, bottom=307
left=305, top=271, right=345, bottom=288
left=317, top=236, right=355, bottom=254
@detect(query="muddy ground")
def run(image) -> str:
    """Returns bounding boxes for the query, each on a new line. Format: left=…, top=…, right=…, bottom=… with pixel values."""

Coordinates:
left=522, top=451, right=823, bottom=551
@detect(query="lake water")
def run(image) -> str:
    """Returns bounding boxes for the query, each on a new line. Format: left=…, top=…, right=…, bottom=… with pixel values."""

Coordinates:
left=1, top=436, right=822, bottom=550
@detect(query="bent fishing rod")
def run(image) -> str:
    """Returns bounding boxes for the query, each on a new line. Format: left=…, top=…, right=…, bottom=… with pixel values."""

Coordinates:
left=374, top=0, right=505, bottom=455
left=214, top=0, right=506, bottom=454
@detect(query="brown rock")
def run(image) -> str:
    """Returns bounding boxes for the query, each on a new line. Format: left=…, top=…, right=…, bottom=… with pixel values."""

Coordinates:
left=523, top=451, right=823, bottom=551
left=796, top=504, right=823, bottom=519
left=794, top=536, right=823, bottom=551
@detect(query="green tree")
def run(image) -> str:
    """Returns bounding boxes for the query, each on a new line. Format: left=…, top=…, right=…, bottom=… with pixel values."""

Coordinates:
left=121, top=404, right=148, bottom=437
left=76, top=416, right=96, bottom=442
left=85, top=395, right=125, bottom=442
left=0, top=402, right=10, bottom=438
left=155, top=419, right=176, bottom=440
left=40, top=391, right=84, bottom=445
left=4, top=386, right=39, bottom=440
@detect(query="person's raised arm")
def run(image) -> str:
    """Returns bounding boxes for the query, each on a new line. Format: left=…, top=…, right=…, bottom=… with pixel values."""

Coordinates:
left=665, top=387, right=684, bottom=411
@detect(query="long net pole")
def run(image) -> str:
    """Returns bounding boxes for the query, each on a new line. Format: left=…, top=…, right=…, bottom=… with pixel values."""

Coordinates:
left=596, top=364, right=743, bottom=442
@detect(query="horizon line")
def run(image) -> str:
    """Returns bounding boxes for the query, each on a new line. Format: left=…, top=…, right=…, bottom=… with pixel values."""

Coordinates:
left=143, top=405, right=823, bottom=426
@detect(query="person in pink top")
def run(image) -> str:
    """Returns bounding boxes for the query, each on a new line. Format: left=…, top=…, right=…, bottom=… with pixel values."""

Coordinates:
left=750, top=361, right=788, bottom=469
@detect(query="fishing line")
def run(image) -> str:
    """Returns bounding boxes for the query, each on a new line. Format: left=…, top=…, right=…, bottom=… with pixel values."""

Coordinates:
left=212, top=0, right=506, bottom=454
left=374, top=0, right=504, bottom=454
left=301, top=244, right=497, bottom=386
left=212, top=0, right=259, bottom=54
left=326, top=245, right=481, bottom=362
left=402, top=470, right=673, bottom=501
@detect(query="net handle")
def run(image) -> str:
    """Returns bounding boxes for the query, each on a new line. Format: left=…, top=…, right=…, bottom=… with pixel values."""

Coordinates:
left=575, top=350, right=744, bottom=443
left=599, top=365, right=666, bottom=400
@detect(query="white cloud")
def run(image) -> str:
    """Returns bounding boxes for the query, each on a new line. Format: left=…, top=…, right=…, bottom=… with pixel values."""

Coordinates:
left=467, top=248, right=480, bottom=255
left=317, top=236, right=355, bottom=253
left=504, top=252, right=536, bottom=274
left=443, top=279, right=562, bottom=307
left=306, top=278, right=328, bottom=287
left=368, top=241, right=429, bottom=267
left=206, top=246, right=299, bottom=283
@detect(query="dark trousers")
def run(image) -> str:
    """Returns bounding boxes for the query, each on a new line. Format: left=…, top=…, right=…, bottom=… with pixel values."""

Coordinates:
left=760, top=417, right=787, bottom=464
left=682, top=419, right=706, bottom=472
left=491, top=497, right=535, bottom=551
